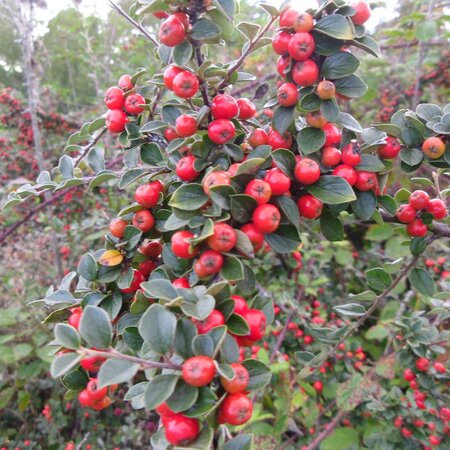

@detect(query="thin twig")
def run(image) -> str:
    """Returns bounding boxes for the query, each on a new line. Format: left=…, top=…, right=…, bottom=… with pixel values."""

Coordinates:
left=80, top=347, right=183, bottom=371
left=108, top=0, right=159, bottom=47
left=304, top=410, right=346, bottom=450
left=74, top=128, right=107, bottom=167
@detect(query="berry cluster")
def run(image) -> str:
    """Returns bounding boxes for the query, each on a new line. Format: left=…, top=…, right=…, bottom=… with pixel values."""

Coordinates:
left=396, top=190, right=447, bottom=237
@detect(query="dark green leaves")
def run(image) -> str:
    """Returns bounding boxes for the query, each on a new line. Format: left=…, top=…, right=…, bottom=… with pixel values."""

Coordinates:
left=77, top=253, right=97, bottom=281
left=79, top=305, right=112, bottom=349
left=138, top=304, right=177, bottom=354
left=54, top=323, right=81, bottom=350
left=321, top=52, right=360, bottom=79
left=307, top=176, right=356, bottom=204
left=320, top=209, right=344, bottom=241
left=315, top=14, right=355, bottom=40
left=334, top=75, right=368, bottom=99
left=297, top=127, right=325, bottom=155
left=273, top=106, right=295, bottom=135
left=333, top=303, right=366, bottom=317
left=191, top=19, right=222, bottom=40
left=366, top=268, right=392, bottom=291
left=169, top=184, right=208, bottom=211
left=144, top=374, right=178, bottom=410
left=97, top=359, right=139, bottom=389
left=50, top=353, right=81, bottom=378
left=241, top=359, right=271, bottom=390
left=409, top=268, right=435, bottom=297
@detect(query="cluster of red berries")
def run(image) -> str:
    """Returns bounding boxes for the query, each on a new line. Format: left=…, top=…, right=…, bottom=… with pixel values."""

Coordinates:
left=78, top=378, right=113, bottom=411
left=41, top=403, right=52, bottom=421
left=396, top=190, right=447, bottom=237
left=154, top=356, right=252, bottom=445
left=157, top=11, right=190, bottom=48
left=425, top=256, right=450, bottom=279
left=104, top=74, right=145, bottom=133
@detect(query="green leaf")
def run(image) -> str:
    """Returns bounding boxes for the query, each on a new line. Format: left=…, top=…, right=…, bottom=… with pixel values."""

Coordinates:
left=123, top=225, right=143, bottom=251
left=366, top=268, right=392, bottom=291
left=213, top=0, right=236, bottom=21
left=79, top=305, right=112, bottom=349
left=337, top=112, right=363, bottom=132
left=408, top=268, right=435, bottom=297
left=272, top=149, right=296, bottom=177
left=273, top=106, right=295, bottom=135
left=336, top=373, right=364, bottom=411
left=191, top=19, right=222, bottom=40
left=193, top=334, right=215, bottom=356
left=223, top=435, right=253, bottom=450
left=400, top=147, right=423, bottom=166
left=221, top=256, right=245, bottom=282
left=276, top=195, right=300, bottom=228
left=173, top=41, right=193, bottom=66
left=307, top=176, right=356, bottom=204
left=321, top=52, right=360, bottom=79
left=350, top=35, right=381, bottom=57
left=174, top=319, right=197, bottom=359
left=237, top=21, right=260, bottom=40
left=140, top=279, right=179, bottom=300
left=54, top=324, right=81, bottom=350
left=352, top=190, right=376, bottom=220
left=227, top=314, right=250, bottom=336
left=50, top=353, right=81, bottom=378
left=166, top=380, right=198, bottom=413
left=297, top=127, right=326, bottom=155
left=169, top=183, right=209, bottom=211
left=77, top=253, right=97, bottom=281
left=416, top=103, right=441, bottom=122
left=334, top=75, right=368, bottom=98
left=140, top=143, right=163, bottom=164
left=97, top=359, right=139, bottom=388
left=87, top=147, right=105, bottom=173
left=265, top=225, right=300, bottom=254
left=235, top=229, right=255, bottom=258
left=321, top=428, right=360, bottom=450
left=139, top=304, right=177, bottom=354
left=181, top=294, right=215, bottom=321
left=356, top=154, right=385, bottom=172
left=320, top=99, right=339, bottom=122
left=349, top=290, right=377, bottom=301
left=320, top=209, right=344, bottom=241
left=315, top=15, right=354, bottom=40
left=415, top=20, right=437, bottom=41
left=144, top=374, right=178, bottom=410
left=333, top=303, right=366, bottom=317
left=241, top=359, right=271, bottom=390
left=230, top=195, right=257, bottom=223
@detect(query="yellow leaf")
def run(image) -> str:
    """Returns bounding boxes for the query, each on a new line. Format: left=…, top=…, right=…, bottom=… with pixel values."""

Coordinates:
left=99, top=250, right=123, bottom=266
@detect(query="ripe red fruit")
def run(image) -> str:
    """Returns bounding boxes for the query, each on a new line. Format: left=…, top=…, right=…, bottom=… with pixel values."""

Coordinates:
left=171, top=12, right=190, bottom=30
left=109, top=218, right=128, bottom=238
left=105, top=109, right=128, bottom=133
left=297, top=195, right=323, bottom=219
left=231, top=295, right=249, bottom=315
left=426, top=198, right=447, bottom=220
left=313, top=380, right=323, bottom=393
left=203, top=170, right=231, bottom=195
left=317, top=80, right=336, bottom=100
left=78, top=389, right=96, bottom=408
left=172, top=71, right=199, bottom=98
left=245, top=179, right=272, bottom=205
left=68, top=307, right=82, bottom=330
left=164, top=127, right=178, bottom=141
left=433, top=362, right=446, bottom=373
left=241, top=309, right=267, bottom=341
left=219, top=393, right=253, bottom=425
left=422, top=136, right=446, bottom=159
left=138, top=259, right=156, bottom=277
left=182, top=356, right=216, bottom=387
left=135, top=181, right=163, bottom=208
left=159, top=16, right=186, bottom=47
left=155, top=402, right=176, bottom=418
left=80, top=356, right=105, bottom=372
left=241, top=223, right=265, bottom=251
left=207, top=222, right=237, bottom=252
left=248, top=128, right=269, bottom=147
left=252, top=204, right=281, bottom=234
left=306, top=110, right=327, bottom=128
left=322, top=123, right=342, bottom=146
left=264, top=168, right=291, bottom=195
left=173, top=277, right=190, bottom=288
left=221, top=363, right=249, bottom=394
left=124, top=93, right=145, bottom=115
left=86, top=378, right=108, bottom=403
left=118, top=74, right=134, bottom=91
left=294, top=158, right=320, bottom=185
left=139, top=240, right=162, bottom=257
left=193, top=309, right=225, bottom=334
left=351, top=1, right=372, bottom=25
left=211, top=94, right=239, bottom=119
left=279, top=7, right=299, bottom=28
left=333, top=164, right=357, bottom=186
left=175, top=114, right=197, bottom=137
left=120, top=269, right=145, bottom=293
left=208, top=119, right=236, bottom=144
left=277, top=82, right=298, bottom=107
left=401, top=428, right=412, bottom=438
left=409, top=190, right=430, bottom=210
left=288, top=32, right=315, bottom=61
left=277, top=55, right=292, bottom=78
left=197, top=250, right=224, bottom=275
left=293, top=12, right=314, bottom=32
left=396, top=204, right=416, bottom=224
left=429, top=436, right=441, bottom=447
left=268, top=130, right=293, bottom=150
left=237, top=98, right=256, bottom=120
left=171, top=231, right=198, bottom=259
left=378, top=136, right=401, bottom=159
left=403, top=368, right=416, bottom=381
left=292, top=59, right=319, bottom=86
left=341, top=142, right=361, bottom=166
left=416, top=357, right=430, bottom=372
left=176, top=155, right=200, bottom=182
left=104, top=87, right=124, bottom=110
left=132, top=210, right=155, bottom=233
left=272, top=31, right=292, bottom=55
left=321, top=146, right=341, bottom=167
left=163, top=65, right=184, bottom=90
left=164, top=414, right=200, bottom=446
left=355, top=171, right=378, bottom=192
left=406, top=219, right=427, bottom=237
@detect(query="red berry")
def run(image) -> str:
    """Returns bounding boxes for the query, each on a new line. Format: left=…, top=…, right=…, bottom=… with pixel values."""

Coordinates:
left=124, top=93, right=145, bottom=115
left=277, top=82, right=298, bottom=107
left=313, top=380, right=323, bottom=393
left=292, top=59, right=319, bottom=86
left=208, top=119, right=235, bottom=144
left=297, top=195, right=323, bottom=219
left=203, top=170, right=231, bottom=195
left=135, top=181, right=163, bottom=208
left=175, top=114, right=197, bottom=137
left=322, top=123, right=342, bottom=147
left=321, top=146, right=341, bottom=167
left=193, top=309, right=225, bottom=334
left=355, top=171, right=378, bottom=192
left=433, top=362, right=446, bottom=373
left=294, top=158, right=320, bottom=185
left=333, top=164, right=357, bottom=186
left=241, top=308, right=267, bottom=341
left=403, top=368, right=416, bottom=381
left=248, top=128, right=269, bottom=147
left=351, top=1, right=372, bottom=25
left=426, top=198, right=447, bottom=220
left=396, top=204, right=417, bottom=224
left=132, top=210, right=155, bottom=233
left=159, top=16, right=186, bottom=47
left=378, top=136, right=401, bottom=159
left=231, top=295, right=249, bottom=315
left=163, top=65, right=184, bottom=90
left=207, top=222, right=237, bottom=252
left=241, top=223, right=265, bottom=251
left=341, top=141, right=361, bottom=166
left=406, top=219, right=427, bottom=237
left=277, top=55, right=292, bottom=78
left=172, top=71, right=199, bottom=98
left=197, top=250, right=224, bottom=275
left=272, top=31, right=292, bottom=55
left=104, top=87, right=124, bottom=110
left=171, top=231, right=198, bottom=259
left=164, top=414, right=200, bottom=446
left=118, top=74, right=134, bottom=91
left=237, top=98, right=256, bottom=120
left=211, top=94, right=239, bottom=120
left=221, top=363, right=249, bottom=394
left=176, top=155, right=200, bottom=182
left=268, top=130, right=293, bottom=150
left=182, top=356, right=216, bottom=387
left=164, top=127, right=178, bottom=141
left=105, top=109, right=128, bottom=133
left=264, top=168, right=291, bottom=196
left=288, top=32, right=315, bottom=61
left=139, top=240, right=162, bottom=257
left=172, top=277, right=190, bottom=288
left=245, top=179, right=272, bottom=205
left=86, top=378, right=108, bottom=403
left=409, top=190, right=430, bottom=210
left=252, top=204, right=281, bottom=234
left=219, top=394, right=253, bottom=425
left=120, top=269, right=144, bottom=293
left=416, top=357, right=430, bottom=372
